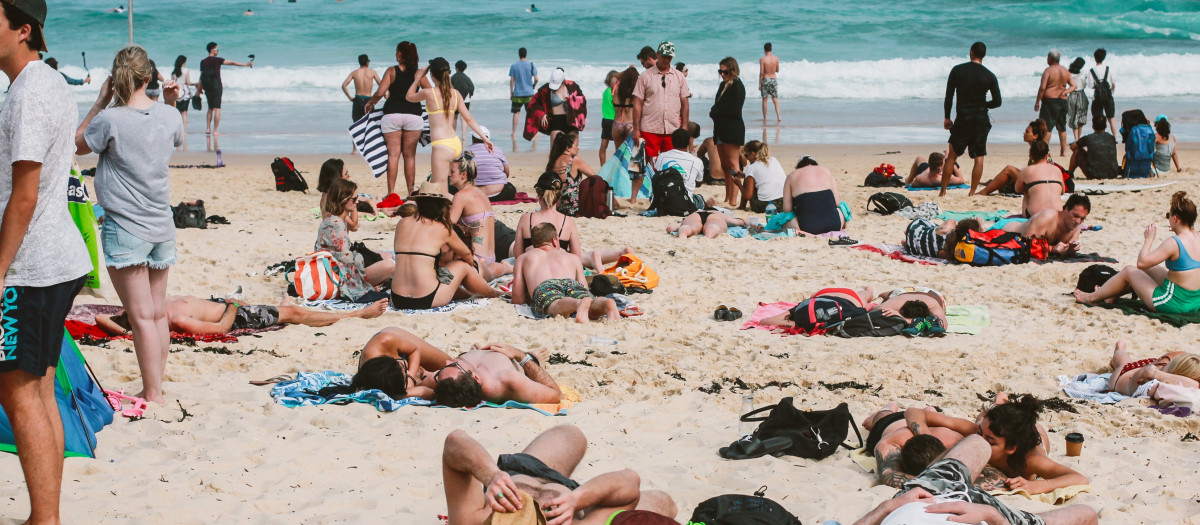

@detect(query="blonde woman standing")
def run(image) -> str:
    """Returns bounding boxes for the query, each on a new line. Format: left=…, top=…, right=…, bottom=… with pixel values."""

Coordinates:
left=75, top=45, right=183, bottom=404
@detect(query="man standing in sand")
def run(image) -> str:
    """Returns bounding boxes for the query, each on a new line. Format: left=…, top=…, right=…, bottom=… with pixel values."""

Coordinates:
left=759, top=42, right=781, bottom=122
left=511, top=222, right=620, bottom=323
left=442, top=425, right=677, bottom=525
left=1034, top=49, right=1076, bottom=158
left=198, top=41, right=253, bottom=137
left=94, top=295, right=388, bottom=336
left=0, top=1, right=94, bottom=522
left=509, top=47, right=538, bottom=146
left=633, top=41, right=690, bottom=201
left=341, top=54, right=380, bottom=123
left=941, top=41, right=1001, bottom=197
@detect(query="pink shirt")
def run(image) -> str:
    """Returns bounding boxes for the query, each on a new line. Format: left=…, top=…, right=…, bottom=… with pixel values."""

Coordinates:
left=633, top=66, right=690, bottom=135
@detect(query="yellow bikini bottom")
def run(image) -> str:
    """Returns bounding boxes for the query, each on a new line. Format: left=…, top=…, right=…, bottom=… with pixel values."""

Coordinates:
left=430, top=136, right=463, bottom=157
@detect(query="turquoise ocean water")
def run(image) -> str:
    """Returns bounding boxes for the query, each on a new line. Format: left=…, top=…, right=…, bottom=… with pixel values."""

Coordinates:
left=11, top=0, right=1200, bottom=153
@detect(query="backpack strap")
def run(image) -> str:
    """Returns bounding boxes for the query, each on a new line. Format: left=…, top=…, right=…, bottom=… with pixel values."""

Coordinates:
left=739, top=403, right=777, bottom=423
left=1090, top=68, right=1099, bottom=84
left=840, top=410, right=864, bottom=451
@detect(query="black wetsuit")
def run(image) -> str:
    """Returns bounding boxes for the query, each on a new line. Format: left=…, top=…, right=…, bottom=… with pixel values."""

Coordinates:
left=944, top=62, right=1002, bottom=158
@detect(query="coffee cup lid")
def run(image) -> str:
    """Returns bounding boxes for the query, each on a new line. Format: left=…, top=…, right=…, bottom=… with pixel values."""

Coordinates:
left=1065, top=432, right=1084, bottom=442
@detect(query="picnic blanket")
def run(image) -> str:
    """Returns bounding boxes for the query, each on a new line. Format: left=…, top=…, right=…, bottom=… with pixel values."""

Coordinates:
left=938, top=210, right=1011, bottom=222
left=66, top=304, right=283, bottom=344
left=298, top=297, right=489, bottom=315
left=271, top=371, right=578, bottom=415
left=908, top=183, right=969, bottom=191
left=491, top=192, right=539, bottom=205
left=1083, top=298, right=1200, bottom=327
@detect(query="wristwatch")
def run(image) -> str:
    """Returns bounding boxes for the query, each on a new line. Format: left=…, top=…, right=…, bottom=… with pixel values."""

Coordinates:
left=518, top=353, right=534, bottom=367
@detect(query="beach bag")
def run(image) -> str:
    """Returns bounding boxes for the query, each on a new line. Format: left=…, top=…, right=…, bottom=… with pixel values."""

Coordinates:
left=272, top=157, right=309, bottom=193
left=602, top=254, right=659, bottom=290
left=67, top=166, right=105, bottom=296
left=688, top=486, right=802, bottom=525
left=1090, top=67, right=1112, bottom=107
left=648, top=166, right=697, bottom=217
left=577, top=175, right=613, bottom=219
left=1076, top=264, right=1119, bottom=293
left=172, top=200, right=207, bottom=229
left=788, top=293, right=867, bottom=335
left=1123, top=124, right=1155, bottom=178
left=864, top=163, right=904, bottom=188
left=866, top=192, right=912, bottom=215
left=740, top=399, right=863, bottom=460
left=289, top=251, right=342, bottom=301
left=954, top=229, right=1031, bottom=266
left=191, top=96, right=202, bottom=111
left=588, top=274, right=626, bottom=296
left=828, top=310, right=908, bottom=338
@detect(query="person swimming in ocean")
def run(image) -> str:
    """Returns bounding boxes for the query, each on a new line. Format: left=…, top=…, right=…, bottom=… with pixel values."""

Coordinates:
left=527, top=3, right=539, bottom=12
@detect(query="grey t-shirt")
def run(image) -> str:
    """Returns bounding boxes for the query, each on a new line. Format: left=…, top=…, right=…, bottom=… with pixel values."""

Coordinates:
left=85, top=103, right=184, bottom=243
left=1077, top=131, right=1119, bottom=179
left=0, top=61, right=92, bottom=287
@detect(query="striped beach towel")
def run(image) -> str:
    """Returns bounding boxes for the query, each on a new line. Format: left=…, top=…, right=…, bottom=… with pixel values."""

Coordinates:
left=349, top=110, right=431, bottom=179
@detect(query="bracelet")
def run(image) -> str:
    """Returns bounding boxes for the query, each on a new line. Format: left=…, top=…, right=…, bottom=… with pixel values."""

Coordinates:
left=519, top=353, right=535, bottom=367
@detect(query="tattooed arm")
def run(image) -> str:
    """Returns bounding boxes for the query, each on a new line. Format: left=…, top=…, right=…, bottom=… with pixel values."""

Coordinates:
left=876, top=444, right=915, bottom=488
left=976, top=465, right=1008, bottom=491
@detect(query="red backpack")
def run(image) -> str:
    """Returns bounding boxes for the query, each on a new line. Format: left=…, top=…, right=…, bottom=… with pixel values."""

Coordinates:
left=576, top=176, right=612, bottom=219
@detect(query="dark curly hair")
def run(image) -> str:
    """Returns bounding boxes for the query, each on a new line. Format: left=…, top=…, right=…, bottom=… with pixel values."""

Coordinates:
left=984, top=394, right=1043, bottom=476
left=900, top=434, right=947, bottom=475
left=434, top=374, right=483, bottom=407
left=315, top=356, right=408, bottom=399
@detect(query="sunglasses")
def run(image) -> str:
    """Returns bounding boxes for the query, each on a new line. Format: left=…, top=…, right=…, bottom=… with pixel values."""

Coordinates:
left=434, top=361, right=469, bottom=383
left=661, top=75, right=666, bottom=88
left=719, top=69, right=730, bottom=75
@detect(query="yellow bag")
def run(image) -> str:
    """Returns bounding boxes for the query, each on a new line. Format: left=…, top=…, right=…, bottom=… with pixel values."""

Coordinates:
left=602, top=254, right=659, bottom=289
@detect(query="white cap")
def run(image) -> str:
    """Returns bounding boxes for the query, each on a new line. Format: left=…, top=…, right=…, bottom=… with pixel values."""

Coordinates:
left=548, top=68, right=566, bottom=90
left=471, top=125, right=491, bottom=140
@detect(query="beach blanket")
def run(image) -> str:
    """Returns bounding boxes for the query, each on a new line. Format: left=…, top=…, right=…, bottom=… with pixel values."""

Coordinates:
left=946, top=305, right=989, bottom=335
left=349, top=110, right=431, bottom=179
left=515, top=294, right=639, bottom=320
left=598, top=136, right=635, bottom=198
left=270, top=371, right=578, bottom=415
left=491, top=192, right=539, bottom=205
left=66, top=304, right=283, bottom=344
left=909, top=183, right=969, bottom=191
left=1033, top=252, right=1118, bottom=265
left=1058, top=373, right=1142, bottom=404
left=1084, top=298, right=1200, bottom=327
left=298, top=297, right=488, bottom=315
left=938, top=210, right=1011, bottom=222
left=849, top=243, right=947, bottom=265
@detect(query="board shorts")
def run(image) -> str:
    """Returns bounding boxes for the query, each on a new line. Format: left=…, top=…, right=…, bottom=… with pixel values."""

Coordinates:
left=1039, top=97, right=1068, bottom=132
left=898, top=458, right=1045, bottom=525
left=175, top=98, right=190, bottom=113
left=202, top=82, right=222, bottom=109
left=530, top=278, right=591, bottom=316
left=233, top=305, right=280, bottom=330
left=380, top=113, right=423, bottom=133
left=0, top=276, right=86, bottom=376
left=1152, top=279, right=1200, bottom=314
left=601, top=118, right=614, bottom=140
left=948, top=112, right=991, bottom=158
left=641, top=131, right=672, bottom=162
left=102, top=219, right=176, bottom=269
left=1091, top=94, right=1114, bottom=119
left=511, top=96, right=532, bottom=114
left=352, top=95, right=370, bottom=122
left=760, top=77, right=778, bottom=99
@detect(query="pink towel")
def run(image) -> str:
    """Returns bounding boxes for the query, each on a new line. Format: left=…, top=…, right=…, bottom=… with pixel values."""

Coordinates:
left=740, top=301, right=799, bottom=332
left=851, top=243, right=946, bottom=266
left=491, top=192, right=538, bottom=205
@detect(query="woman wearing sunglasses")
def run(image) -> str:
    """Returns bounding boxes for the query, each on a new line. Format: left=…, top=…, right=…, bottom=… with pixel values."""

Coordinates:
left=710, top=56, right=746, bottom=207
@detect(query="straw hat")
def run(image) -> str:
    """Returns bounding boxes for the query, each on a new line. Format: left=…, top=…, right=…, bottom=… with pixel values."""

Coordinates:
left=409, top=182, right=451, bottom=203
left=482, top=491, right=546, bottom=525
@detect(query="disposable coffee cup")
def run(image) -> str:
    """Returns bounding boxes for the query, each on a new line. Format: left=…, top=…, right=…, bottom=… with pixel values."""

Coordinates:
left=1065, top=432, right=1084, bottom=457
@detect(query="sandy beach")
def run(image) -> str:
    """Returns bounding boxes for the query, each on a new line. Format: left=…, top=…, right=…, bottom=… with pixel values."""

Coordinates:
left=2, top=141, right=1199, bottom=524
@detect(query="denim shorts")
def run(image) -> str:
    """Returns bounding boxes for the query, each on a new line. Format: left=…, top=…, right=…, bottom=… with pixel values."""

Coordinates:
left=102, top=220, right=176, bottom=269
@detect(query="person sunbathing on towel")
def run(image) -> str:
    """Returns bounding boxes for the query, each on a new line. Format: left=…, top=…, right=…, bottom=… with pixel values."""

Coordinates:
left=95, top=295, right=388, bottom=336
left=427, top=342, right=561, bottom=408
left=442, top=425, right=677, bottom=525
left=512, top=222, right=620, bottom=323
left=864, top=403, right=968, bottom=488
left=905, top=151, right=963, bottom=189
left=1104, top=340, right=1200, bottom=396
left=757, top=287, right=945, bottom=333
left=666, top=209, right=748, bottom=239
left=902, top=394, right=1088, bottom=496
left=991, top=193, right=1090, bottom=257
left=758, top=286, right=876, bottom=328
left=849, top=434, right=1097, bottom=525
left=978, top=139, right=1065, bottom=217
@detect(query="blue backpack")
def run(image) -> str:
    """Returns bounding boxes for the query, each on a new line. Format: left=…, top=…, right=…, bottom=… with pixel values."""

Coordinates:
left=1124, top=124, right=1156, bottom=178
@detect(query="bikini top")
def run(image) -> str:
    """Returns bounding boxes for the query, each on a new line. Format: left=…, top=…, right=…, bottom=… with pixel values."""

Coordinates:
left=550, top=92, right=564, bottom=107
left=426, top=90, right=459, bottom=116
left=458, top=210, right=496, bottom=238
left=1166, top=236, right=1200, bottom=271
left=1024, top=179, right=1062, bottom=189
left=396, top=250, right=439, bottom=268
left=521, top=215, right=573, bottom=252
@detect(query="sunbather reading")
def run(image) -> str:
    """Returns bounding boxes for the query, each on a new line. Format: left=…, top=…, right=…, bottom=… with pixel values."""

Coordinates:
left=512, top=222, right=620, bottom=323
left=1105, top=340, right=1200, bottom=396
left=442, top=425, right=676, bottom=525
left=95, top=294, right=387, bottom=336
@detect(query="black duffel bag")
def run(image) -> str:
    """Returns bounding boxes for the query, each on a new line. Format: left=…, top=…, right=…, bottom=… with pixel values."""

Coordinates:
left=740, top=398, right=862, bottom=460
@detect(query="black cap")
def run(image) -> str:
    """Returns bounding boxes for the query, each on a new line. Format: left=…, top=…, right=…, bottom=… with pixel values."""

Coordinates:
left=428, top=57, right=450, bottom=75
left=3, top=0, right=47, bottom=52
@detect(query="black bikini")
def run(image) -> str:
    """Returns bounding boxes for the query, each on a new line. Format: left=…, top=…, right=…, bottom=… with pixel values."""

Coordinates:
left=1021, top=179, right=1063, bottom=217
left=390, top=251, right=441, bottom=310
left=521, top=216, right=573, bottom=252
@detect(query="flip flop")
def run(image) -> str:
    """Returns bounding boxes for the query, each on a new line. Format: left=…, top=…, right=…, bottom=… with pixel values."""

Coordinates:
left=248, top=374, right=294, bottom=386
left=103, top=389, right=148, bottom=418
left=719, top=435, right=793, bottom=460
left=619, top=305, right=643, bottom=317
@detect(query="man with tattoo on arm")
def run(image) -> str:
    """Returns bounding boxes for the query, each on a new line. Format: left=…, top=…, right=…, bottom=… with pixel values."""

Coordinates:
left=863, top=402, right=1007, bottom=490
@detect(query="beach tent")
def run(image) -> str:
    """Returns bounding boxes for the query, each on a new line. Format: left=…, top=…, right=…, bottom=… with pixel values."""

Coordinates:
left=0, top=329, right=115, bottom=458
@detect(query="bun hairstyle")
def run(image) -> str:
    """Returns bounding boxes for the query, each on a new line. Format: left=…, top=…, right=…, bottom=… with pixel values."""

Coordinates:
left=984, top=394, right=1043, bottom=476
left=535, top=171, right=563, bottom=207
left=1170, top=191, right=1197, bottom=228
left=110, top=45, right=154, bottom=107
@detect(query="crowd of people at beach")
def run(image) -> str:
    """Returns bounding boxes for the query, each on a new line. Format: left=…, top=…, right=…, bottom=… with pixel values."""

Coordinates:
left=2, top=0, right=1197, bottom=521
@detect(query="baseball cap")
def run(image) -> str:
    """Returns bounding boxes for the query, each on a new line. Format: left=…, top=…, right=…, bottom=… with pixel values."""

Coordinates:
left=471, top=125, right=491, bottom=141
left=1156, top=114, right=1169, bottom=122
left=547, top=68, right=565, bottom=90
left=428, top=57, right=450, bottom=75
left=3, top=0, right=48, bottom=52
left=657, top=41, right=675, bottom=57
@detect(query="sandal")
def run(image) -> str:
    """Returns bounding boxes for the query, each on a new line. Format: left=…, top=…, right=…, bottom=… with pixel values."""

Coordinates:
left=714, top=305, right=730, bottom=321
left=249, top=374, right=294, bottom=386
left=727, top=307, right=743, bottom=321
left=719, top=435, right=793, bottom=460
left=619, top=305, right=643, bottom=317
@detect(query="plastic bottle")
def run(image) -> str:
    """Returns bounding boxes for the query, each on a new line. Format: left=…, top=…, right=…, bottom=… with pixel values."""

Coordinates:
left=738, top=394, right=755, bottom=436
left=587, top=336, right=618, bottom=346
left=765, top=203, right=777, bottom=215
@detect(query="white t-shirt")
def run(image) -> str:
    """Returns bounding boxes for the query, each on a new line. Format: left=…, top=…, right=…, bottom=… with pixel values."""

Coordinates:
left=654, top=148, right=703, bottom=197
left=1083, top=65, right=1111, bottom=92
left=881, top=501, right=978, bottom=525
left=172, top=66, right=193, bottom=100
left=744, top=156, right=786, bottom=201
left=0, top=61, right=92, bottom=287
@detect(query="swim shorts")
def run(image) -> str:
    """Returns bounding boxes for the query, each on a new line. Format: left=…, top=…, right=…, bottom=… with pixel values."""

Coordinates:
left=1091, top=95, right=1114, bottom=119
left=1039, top=97, right=1068, bottom=132
left=530, top=278, right=591, bottom=316
left=101, top=219, right=177, bottom=270
left=1152, top=279, right=1200, bottom=314
left=601, top=118, right=614, bottom=141
left=511, top=96, right=532, bottom=114
left=380, top=113, right=423, bottom=133
left=641, top=131, right=672, bottom=162
left=233, top=305, right=280, bottom=330
left=202, top=82, right=222, bottom=109
left=761, top=77, right=778, bottom=99
left=0, top=276, right=86, bottom=376
left=352, top=95, right=370, bottom=122
left=948, top=112, right=991, bottom=159
left=899, top=458, right=1045, bottom=525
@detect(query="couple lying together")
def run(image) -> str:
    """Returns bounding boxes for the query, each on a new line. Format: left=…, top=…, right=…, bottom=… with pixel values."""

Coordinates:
left=904, top=193, right=1091, bottom=261
left=759, top=286, right=948, bottom=337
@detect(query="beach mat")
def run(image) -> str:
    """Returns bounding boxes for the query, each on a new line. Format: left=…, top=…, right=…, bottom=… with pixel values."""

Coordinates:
left=1084, top=298, right=1200, bottom=327
left=491, top=192, right=539, bottom=205
left=66, top=304, right=283, bottom=344
left=1074, top=181, right=1175, bottom=194
left=909, top=183, right=968, bottom=191
left=298, top=297, right=488, bottom=315
left=946, top=305, right=989, bottom=335
left=938, top=210, right=1011, bottom=222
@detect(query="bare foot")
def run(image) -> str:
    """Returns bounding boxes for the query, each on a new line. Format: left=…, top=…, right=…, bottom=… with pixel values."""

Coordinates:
left=862, top=285, right=876, bottom=303
left=604, top=298, right=620, bottom=321
left=135, top=390, right=165, bottom=405
left=360, top=299, right=388, bottom=319
left=531, top=347, right=551, bottom=363
left=575, top=298, right=592, bottom=324
left=278, top=296, right=295, bottom=307
left=1072, top=289, right=1095, bottom=304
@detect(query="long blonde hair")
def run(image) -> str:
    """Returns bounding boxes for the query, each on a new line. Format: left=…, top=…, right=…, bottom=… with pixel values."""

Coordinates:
left=1165, top=353, right=1200, bottom=381
left=111, top=45, right=153, bottom=108
left=742, top=140, right=769, bottom=165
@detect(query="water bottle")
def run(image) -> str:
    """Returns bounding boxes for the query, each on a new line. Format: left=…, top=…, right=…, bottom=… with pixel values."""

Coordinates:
left=738, top=394, right=755, bottom=437
left=764, top=203, right=777, bottom=215
left=587, top=336, right=618, bottom=346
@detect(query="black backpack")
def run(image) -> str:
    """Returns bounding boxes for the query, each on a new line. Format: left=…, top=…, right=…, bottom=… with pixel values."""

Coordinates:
left=828, top=310, right=909, bottom=338
left=649, top=166, right=698, bottom=217
left=864, top=170, right=904, bottom=188
left=741, top=399, right=863, bottom=460
left=1076, top=264, right=1119, bottom=294
left=1091, top=67, right=1112, bottom=105
left=788, top=296, right=867, bottom=335
left=866, top=192, right=912, bottom=215
left=688, top=486, right=802, bottom=525
left=272, top=157, right=309, bottom=193
left=172, top=200, right=207, bottom=229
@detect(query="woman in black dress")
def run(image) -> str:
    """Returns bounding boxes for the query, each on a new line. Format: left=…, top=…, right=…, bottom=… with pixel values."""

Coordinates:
left=711, top=56, right=746, bottom=207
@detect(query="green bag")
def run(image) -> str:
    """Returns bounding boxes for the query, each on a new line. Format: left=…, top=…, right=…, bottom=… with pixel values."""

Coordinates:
left=66, top=165, right=102, bottom=292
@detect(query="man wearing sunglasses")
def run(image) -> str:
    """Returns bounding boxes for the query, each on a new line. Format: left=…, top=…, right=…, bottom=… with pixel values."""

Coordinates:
left=429, top=341, right=562, bottom=408
left=631, top=41, right=690, bottom=203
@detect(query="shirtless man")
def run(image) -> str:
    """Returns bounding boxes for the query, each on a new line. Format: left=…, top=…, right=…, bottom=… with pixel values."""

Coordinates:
left=442, top=425, right=677, bottom=525
left=864, top=403, right=993, bottom=489
left=342, top=54, right=381, bottom=124
left=978, top=140, right=1063, bottom=217
left=426, top=341, right=560, bottom=407
left=998, top=193, right=1090, bottom=256
left=355, top=327, right=456, bottom=400
left=905, top=151, right=963, bottom=188
left=512, top=222, right=620, bottom=323
left=1034, top=50, right=1077, bottom=157
left=95, top=295, right=387, bottom=336
left=759, top=42, right=781, bottom=122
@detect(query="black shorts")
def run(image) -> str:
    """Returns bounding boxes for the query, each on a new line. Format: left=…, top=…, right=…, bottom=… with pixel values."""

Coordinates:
left=948, top=112, right=991, bottom=158
left=0, top=276, right=86, bottom=377
left=175, top=98, right=190, bottom=113
left=1091, top=96, right=1114, bottom=119
left=511, top=96, right=531, bottom=114
left=601, top=118, right=614, bottom=140
left=352, top=95, right=370, bottom=122
left=549, top=114, right=576, bottom=134
left=1039, top=98, right=1067, bottom=132
left=203, top=82, right=223, bottom=109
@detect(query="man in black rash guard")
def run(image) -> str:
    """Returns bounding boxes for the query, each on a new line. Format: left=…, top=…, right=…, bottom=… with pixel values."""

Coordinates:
left=941, top=41, right=1002, bottom=197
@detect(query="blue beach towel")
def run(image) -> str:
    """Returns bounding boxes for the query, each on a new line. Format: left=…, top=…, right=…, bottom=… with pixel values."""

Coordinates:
left=909, top=183, right=969, bottom=191
left=270, top=372, right=570, bottom=415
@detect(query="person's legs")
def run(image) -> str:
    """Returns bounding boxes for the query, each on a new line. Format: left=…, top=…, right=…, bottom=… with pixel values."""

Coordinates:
left=205, top=107, right=214, bottom=135
left=761, top=95, right=768, bottom=121
left=940, top=142, right=961, bottom=197
left=365, top=259, right=396, bottom=286
left=108, top=265, right=167, bottom=403
left=772, top=96, right=782, bottom=122
left=863, top=402, right=900, bottom=430
left=211, top=108, right=222, bottom=136
left=1036, top=505, right=1098, bottom=525
left=148, top=267, right=171, bottom=380
left=0, top=369, right=64, bottom=524
left=437, top=260, right=501, bottom=306
left=1106, top=340, right=1133, bottom=394
left=587, top=296, right=620, bottom=321
left=669, top=214, right=704, bottom=239
left=545, top=296, right=591, bottom=323
left=519, top=424, right=588, bottom=477
left=936, top=434, right=990, bottom=480
left=599, top=138, right=610, bottom=165
left=401, top=129, right=421, bottom=195
left=719, top=143, right=742, bottom=206
left=977, top=165, right=1018, bottom=195
left=276, top=300, right=387, bottom=325
left=430, top=142, right=457, bottom=188
left=969, top=156, right=986, bottom=196
left=583, top=247, right=632, bottom=270
left=1073, top=265, right=1158, bottom=307
left=179, top=111, right=189, bottom=150
left=1058, top=129, right=1068, bottom=157
left=383, top=130, right=403, bottom=196
left=442, top=430, right=493, bottom=525
left=739, top=176, right=757, bottom=210
left=701, top=217, right=728, bottom=238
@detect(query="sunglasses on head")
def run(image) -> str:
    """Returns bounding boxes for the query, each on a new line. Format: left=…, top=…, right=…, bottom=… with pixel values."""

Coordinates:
left=434, top=361, right=469, bottom=383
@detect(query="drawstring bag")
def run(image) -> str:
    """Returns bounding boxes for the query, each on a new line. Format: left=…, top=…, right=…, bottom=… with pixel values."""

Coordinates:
left=740, top=398, right=862, bottom=460
left=289, top=251, right=342, bottom=301
left=602, top=254, right=659, bottom=290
